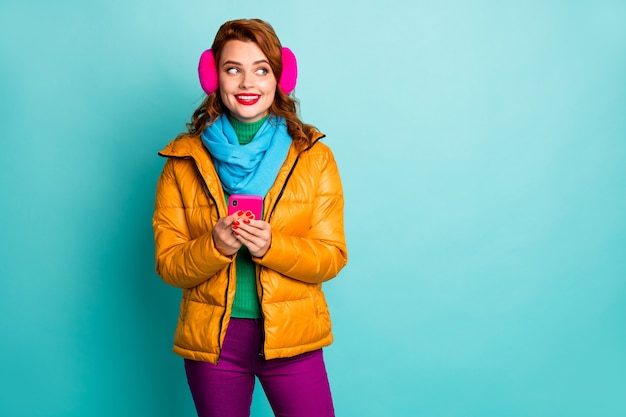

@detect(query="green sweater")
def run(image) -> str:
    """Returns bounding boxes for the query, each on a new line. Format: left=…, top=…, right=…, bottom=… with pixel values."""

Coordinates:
left=228, top=115, right=268, bottom=318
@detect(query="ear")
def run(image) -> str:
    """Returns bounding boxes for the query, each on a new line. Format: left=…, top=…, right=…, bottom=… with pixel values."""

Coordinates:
left=197, top=47, right=299, bottom=95
left=279, top=47, right=298, bottom=95
left=198, top=49, right=218, bottom=95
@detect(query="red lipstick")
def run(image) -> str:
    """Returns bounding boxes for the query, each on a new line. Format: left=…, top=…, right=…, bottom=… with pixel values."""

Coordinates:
left=235, top=94, right=260, bottom=105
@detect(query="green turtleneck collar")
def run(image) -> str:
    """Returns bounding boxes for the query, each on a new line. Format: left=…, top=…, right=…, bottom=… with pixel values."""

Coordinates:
left=228, top=114, right=269, bottom=145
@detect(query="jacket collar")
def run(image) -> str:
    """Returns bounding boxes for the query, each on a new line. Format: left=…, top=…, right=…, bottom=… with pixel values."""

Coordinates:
left=158, top=131, right=325, bottom=217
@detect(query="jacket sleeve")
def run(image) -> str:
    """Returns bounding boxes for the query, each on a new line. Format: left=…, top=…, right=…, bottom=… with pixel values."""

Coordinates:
left=255, top=147, right=348, bottom=284
left=152, top=158, right=233, bottom=288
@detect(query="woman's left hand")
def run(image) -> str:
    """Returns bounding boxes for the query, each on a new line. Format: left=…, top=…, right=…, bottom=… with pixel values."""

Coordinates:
left=232, top=216, right=272, bottom=257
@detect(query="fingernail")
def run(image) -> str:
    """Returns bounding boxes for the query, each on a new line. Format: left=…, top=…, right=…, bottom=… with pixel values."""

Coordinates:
left=233, top=220, right=240, bottom=226
left=245, top=211, right=253, bottom=217
left=243, top=219, right=250, bottom=224
left=237, top=210, right=244, bottom=216
left=233, top=232, right=239, bottom=236
left=232, top=224, right=239, bottom=230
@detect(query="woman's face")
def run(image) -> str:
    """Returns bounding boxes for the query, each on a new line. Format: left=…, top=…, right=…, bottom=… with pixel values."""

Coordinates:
left=218, top=40, right=277, bottom=123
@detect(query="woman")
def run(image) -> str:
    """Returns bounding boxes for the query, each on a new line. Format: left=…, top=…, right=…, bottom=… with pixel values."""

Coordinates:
left=152, top=19, right=348, bottom=417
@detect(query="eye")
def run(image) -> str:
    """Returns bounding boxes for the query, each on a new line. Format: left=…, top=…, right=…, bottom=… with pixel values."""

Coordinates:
left=225, top=67, right=240, bottom=75
left=255, top=67, right=270, bottom=75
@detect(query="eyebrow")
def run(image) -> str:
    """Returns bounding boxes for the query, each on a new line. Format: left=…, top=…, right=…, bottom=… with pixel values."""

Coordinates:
left=222, top=59, right=270, bottom=67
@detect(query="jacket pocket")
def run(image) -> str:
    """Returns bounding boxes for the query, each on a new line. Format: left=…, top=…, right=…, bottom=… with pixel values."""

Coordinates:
left=311, top=287, right=328, bottom=317
left=179, top=293, right=190, bottom=324
left=175, top=299, right=223, bottom=354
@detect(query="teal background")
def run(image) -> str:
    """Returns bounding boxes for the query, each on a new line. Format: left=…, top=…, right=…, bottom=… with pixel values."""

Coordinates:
left=1, top=0, right=625, bottom=416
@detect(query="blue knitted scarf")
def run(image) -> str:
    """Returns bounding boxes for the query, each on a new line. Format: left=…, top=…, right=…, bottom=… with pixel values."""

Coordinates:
left=201, top=114, right=292, bottom=196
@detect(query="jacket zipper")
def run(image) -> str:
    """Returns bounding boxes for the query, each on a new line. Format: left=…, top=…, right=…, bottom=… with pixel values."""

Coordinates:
left=258, top=137, right=322, bottom=362
left=188, top=157, right=231, bottom=364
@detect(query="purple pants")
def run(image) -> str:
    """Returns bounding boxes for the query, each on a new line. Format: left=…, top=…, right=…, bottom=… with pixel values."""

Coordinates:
left=184, top=318, right=335, bottom=417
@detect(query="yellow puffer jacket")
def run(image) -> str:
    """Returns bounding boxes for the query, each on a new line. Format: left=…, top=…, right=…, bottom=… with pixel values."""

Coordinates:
left=152, top=130, right=348, bottom=364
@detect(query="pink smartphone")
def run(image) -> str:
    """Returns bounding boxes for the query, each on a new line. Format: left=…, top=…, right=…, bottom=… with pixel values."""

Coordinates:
left=228, top=194, right=263, bottom=220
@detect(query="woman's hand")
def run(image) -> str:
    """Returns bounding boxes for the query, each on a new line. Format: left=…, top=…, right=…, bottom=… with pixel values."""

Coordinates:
left=232, top=214, right=272, bottom=258
left=213, top=215, right=243, bottom=256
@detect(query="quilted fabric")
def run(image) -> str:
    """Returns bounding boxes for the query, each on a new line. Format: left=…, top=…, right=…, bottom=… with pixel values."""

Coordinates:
left=153, top=131, right=347, bottom=363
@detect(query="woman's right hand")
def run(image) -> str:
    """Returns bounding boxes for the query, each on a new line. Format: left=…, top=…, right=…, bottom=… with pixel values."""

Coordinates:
left=212, top=215, right=243, bottom=256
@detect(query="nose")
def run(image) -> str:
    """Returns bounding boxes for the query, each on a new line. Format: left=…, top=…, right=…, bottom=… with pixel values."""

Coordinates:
left=239, top=71, right=253, bottom=89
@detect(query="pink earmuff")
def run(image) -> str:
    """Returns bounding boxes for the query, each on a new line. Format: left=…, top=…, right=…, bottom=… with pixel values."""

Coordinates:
left=198, top=47, right=298, bottom=95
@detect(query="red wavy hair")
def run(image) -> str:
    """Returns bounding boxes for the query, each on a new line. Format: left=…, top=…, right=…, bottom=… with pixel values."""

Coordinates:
left=185, top=19, right=317, bottom=150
